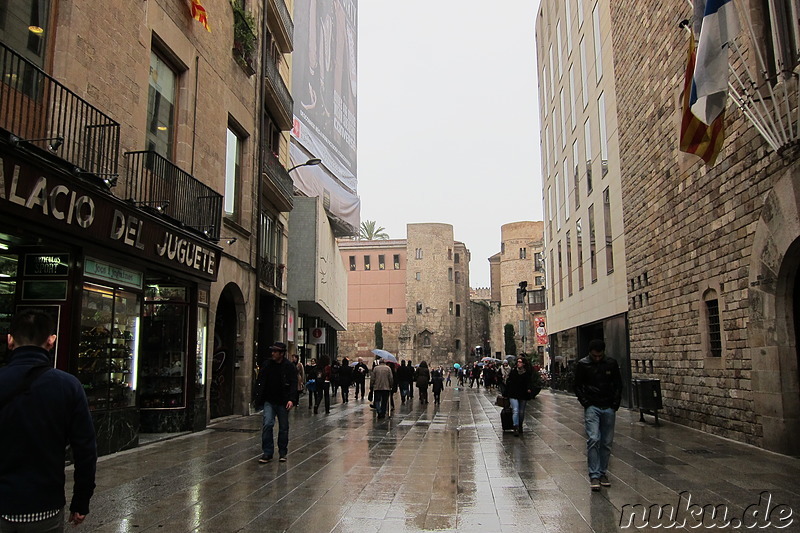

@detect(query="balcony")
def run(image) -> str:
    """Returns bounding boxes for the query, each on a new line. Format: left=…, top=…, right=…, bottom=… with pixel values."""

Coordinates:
left=232, top=7, right=257, bottom=76
left=0, top=41, right=119, bottom=178
left=262, top=149, right=293, bottom=211
left=260, top=259, right=285, bottom=292
left=268, top=0, right=294, bottom=53
left=122, top=151, right=222, bottom=242
left=264, top=56, right=292, bottom=130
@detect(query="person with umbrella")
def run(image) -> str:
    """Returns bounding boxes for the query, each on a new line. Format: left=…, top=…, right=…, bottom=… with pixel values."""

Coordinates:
left=371, top=358, right=393, bottom=419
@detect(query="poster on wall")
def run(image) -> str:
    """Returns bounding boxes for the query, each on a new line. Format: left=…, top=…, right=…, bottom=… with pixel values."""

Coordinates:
left=287, top=307, right=295, bottom=342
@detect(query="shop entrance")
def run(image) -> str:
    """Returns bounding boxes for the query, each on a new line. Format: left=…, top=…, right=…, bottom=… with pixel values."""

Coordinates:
left=211, top=288, right=237, bottom=418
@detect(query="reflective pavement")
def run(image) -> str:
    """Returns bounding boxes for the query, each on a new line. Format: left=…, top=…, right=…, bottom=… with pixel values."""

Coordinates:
left=72, top=385, right=800, bottom=532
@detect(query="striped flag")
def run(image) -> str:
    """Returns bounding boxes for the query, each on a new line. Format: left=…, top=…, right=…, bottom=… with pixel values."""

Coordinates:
left=690, top=0, right=739, bottom=125
left=680, top=33, right=725, bottom=166
left=191, top=0, right=211, bottom=32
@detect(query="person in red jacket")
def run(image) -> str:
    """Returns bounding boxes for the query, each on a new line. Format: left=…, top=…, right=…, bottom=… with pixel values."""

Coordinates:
left=0, top=309, right=97, bottom=530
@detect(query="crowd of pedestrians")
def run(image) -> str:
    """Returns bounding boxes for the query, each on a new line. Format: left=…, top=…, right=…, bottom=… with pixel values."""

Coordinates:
left=254, top=341, right=622, bottom=493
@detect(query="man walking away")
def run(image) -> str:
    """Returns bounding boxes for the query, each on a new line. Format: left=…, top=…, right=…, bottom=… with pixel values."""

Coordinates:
left=253, top=342, right=298, bottom=463
left=353, top=357, right=368, bottom=400
left=574, top=339, right=622, bottom=491
left=371, top=359, right=393, bottom=419
left=0, top=309, right=97, bottom=531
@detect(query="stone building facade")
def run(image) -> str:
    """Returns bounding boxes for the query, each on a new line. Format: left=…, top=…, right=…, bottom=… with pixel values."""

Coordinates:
left=487, top=222, right=547, bottom=362
left=338, top=224, right=472, bottom=367
left=0, top=0, right=296, bottom=453
left=538, top=0, right=800, bottom=453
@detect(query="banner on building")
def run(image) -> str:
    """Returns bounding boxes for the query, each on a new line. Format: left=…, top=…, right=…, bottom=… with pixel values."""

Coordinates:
left=535, top=318, right=548, bottom=345
left=291, top=0, right=358, bottom=191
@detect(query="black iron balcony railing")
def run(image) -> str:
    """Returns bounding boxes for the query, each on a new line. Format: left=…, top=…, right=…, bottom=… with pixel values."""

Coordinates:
left=271, top=0, right=294, bottom=47
left=263, top=56, right=292, bottom=129
left=259, top=259, right=284, bottom=292
left=123, top=151, right=222, bottom=242
left=263, top=149, right=294, bottom=203
left=0, top=41, right=119, bottom=177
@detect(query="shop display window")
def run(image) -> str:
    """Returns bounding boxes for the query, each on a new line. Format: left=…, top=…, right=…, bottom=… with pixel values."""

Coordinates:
left=0, top=253, right=18, bottom=367
left=141, top=285, right=188, bottom=408
left=196, top=306, right=207, bottom=398
left=77, top=284, right=140, bottom=410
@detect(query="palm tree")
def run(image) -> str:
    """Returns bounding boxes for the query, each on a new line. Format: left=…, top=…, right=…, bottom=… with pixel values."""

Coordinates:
left=359, top=220, right=389, bottom=240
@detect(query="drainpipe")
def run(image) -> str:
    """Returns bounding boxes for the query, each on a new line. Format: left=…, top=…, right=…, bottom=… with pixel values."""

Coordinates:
left=253, top=3, right=268, bottom=371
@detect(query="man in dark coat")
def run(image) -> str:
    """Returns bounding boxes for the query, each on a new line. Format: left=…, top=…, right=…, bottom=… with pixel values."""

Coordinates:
left=0, top=309, right=97, bottom=530
left=573, top=339, right=622, bottom=492
left=253, top=342, right=298, bottom=463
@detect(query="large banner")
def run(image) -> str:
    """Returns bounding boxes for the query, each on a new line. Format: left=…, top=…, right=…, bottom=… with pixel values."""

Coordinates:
left=292, top=0, right=357, bottom=193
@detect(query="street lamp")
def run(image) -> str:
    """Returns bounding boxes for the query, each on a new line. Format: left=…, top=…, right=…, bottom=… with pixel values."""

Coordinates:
left=287, top=158, right=322, bottom=173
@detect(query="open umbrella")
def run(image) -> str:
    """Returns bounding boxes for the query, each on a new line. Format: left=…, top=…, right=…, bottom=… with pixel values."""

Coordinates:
left=349, top=360, right=360, bottom=367
left=371, top=349, right=398, bottom=363
left=453, top=363, right=461, bottom=369
left=481, top=356, right=502, bottom=363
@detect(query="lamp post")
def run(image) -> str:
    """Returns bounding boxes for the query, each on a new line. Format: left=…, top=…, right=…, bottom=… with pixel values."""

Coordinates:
left=287, top=158, right=322, bottom=173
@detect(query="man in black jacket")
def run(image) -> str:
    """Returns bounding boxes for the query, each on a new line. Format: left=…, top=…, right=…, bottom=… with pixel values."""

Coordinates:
left=0, top=309, right=97, bottom=531
left=253, top=342, right=298, bottom=463
left=573, top=339, right=622, bottom=492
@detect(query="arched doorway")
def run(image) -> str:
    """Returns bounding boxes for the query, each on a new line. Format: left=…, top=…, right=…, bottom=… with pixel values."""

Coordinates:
left=211, top=285, right=242, bottom=419
left=749, top=165, right=800, bottom=455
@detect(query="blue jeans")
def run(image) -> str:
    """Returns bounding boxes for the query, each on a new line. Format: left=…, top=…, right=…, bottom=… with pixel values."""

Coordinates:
left=262, top=401, right=290, bottom=458
left=374, top=390, right=390, bottom=417
left=399, top=381, right=410, bottom=402
left=509, top=398, right=527, bottom=427
left=584, top=406, right=616, bottom=479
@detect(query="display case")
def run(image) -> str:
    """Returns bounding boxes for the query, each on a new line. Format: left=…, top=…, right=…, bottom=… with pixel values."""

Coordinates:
left=140, top=285, right=188, bottom=409
left=77, top=284, right=140, bottom=410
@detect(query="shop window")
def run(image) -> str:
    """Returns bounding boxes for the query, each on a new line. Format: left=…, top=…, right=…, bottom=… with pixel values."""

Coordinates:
left=146, top=50, right=178, bottom=160
left=140, top=284, right=189, bottom=408
left=224, top=126, right=243, bottom=220
left=378, top=254, right=385, bottom=270
left=393, top=254, right=400, bottom=269
left=349, top=256, right=356, bottom=271
left=77, top=283, right=140, bottom=411
left=364, top=255, right=371, bottom=270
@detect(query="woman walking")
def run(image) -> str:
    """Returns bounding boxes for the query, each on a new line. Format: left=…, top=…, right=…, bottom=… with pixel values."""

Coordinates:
left=416, top=361, right=431, bottom=405
left=505, top=357, right=535, bottom=436
left=431, top=368, right=444, bottom=404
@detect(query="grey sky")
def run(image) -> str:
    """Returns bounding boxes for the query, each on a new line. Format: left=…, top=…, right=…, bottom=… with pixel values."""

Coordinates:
left=356, top=0, right=544, bottom=288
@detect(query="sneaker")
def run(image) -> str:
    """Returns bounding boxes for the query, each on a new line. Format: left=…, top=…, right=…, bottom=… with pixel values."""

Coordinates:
left=590, top=478, right=601, bottom=491
left=258, top=455, right=273, bottom=464
left=279, top=456, right=287, bottom=462
left=599, top=475, right=611, bottom=487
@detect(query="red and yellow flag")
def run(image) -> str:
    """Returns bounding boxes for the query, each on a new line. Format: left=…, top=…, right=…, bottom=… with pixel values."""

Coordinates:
left=190, top=0, right=211, bottom=32
left=680, top=33, right=724, bottom=166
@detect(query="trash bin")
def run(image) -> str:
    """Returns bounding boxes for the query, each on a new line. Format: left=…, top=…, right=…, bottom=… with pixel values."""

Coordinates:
left=632, top=378, right=662, bottom=425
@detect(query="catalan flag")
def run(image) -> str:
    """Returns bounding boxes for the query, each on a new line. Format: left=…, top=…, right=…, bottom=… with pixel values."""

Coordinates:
left=680, top=33, right=725, bottom=166
left=190, top=0, right=211, bottom=32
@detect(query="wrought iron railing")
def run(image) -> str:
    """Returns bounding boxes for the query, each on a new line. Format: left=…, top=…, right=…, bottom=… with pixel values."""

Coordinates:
left=0, top=41, right=119, bottom=177
left=122, top=151, right=222, bottom=241
left=260, top=259, right=285, bottom=292
left=272, top=0, right=294, bottom=45
left=263, top=149, right=294, bottom=203
left=263, top=55, right=292, bottom=127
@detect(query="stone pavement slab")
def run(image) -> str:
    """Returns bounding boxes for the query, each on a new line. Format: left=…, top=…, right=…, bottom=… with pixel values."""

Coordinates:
left=69, top=385, right=800, bottom=532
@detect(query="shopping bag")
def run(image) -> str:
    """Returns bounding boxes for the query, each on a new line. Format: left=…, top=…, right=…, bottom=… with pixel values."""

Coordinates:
left=495, top=395, right=510, bottom=408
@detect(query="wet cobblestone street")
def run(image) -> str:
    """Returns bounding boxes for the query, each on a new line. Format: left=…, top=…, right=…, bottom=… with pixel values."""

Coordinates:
left=72, top=385, right=800, bottom=532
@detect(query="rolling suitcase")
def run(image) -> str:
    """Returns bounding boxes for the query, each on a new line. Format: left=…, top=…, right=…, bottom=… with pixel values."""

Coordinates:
left=500, top=407, right=514, bottom=431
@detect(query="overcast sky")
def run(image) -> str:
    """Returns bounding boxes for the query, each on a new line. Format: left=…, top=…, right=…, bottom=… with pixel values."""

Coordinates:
left=356, top=0, right=543, bottom=288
